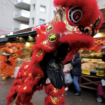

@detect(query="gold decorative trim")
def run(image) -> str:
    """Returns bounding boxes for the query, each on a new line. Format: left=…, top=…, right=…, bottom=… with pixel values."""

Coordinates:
left=41, top=42, right=54, bottom=49
left=36, top=50, right=43, bottom=57
left=24, top=86, right=27, bottom=90
left=29, top=73, right=32, bottom=76
left=50, top=96, right=58, bottom=104
left=35, top=74, right=41, bottom=79
left=24, top=65, right=28, bottom=69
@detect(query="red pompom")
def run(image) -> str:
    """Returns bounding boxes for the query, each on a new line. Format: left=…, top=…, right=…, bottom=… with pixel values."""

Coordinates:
left=54, top=22, right=67, bottom=34
left=59, top=33, right=94, bottom=48
left=40, top=25, right=46, bottom=32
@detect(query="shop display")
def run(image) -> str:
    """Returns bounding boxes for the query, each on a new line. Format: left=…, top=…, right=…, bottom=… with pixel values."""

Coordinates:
left=95, top=62, right=105, bottom=76
left=82, top=62, right=95, bottom=70
left=81, top=50, right=102, bottom=59
left=81, top=48, right=105, bottom=76
left=0, top=43, right=22, bottom=80
left=6, top=0, right=103, bottom=105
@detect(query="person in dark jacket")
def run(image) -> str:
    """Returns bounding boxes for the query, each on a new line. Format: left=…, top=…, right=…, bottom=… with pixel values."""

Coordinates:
left=71, top=52, right=81, bottom=96
left=39, top=43, right=69, bottom=88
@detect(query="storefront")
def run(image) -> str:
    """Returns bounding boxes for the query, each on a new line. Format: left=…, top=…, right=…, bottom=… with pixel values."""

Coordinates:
left=0, top=28, right=37, bottom=77
left=80, top=34, right=105, bottom=90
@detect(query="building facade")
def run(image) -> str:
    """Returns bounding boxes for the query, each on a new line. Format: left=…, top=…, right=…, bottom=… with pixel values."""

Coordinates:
left=0, top=0, right=55, bottom=34
left=0, top=0, right=30, bottom=33
left=29, top=0, right=55, bottom=27
left=97, top=0, right=105, bottom=9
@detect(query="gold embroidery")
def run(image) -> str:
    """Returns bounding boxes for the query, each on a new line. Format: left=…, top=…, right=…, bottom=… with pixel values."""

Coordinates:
left=29, top=73, right=32, bottom=76
left=50, top=97, right=58, bottom=104
left=24, top=86, right=27, bottom=90
left=35, top=74, right=41, bottom=79
left=42, top=40, right=48, bottom=45
left=53, top=88, right=58, bottom=93
left=25, top=78, right=28, bottom=82
left=41, top=42, right=54, bottom=49
left=24, top=72, right=26, bottom=75
left=36, top=50, right=43, bottom=57
left=18, top=85, right=20, bottom=88
left=24, top=65, right=28, bottom=69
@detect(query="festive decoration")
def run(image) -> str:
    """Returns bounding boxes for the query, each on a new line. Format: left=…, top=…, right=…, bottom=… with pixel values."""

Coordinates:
left=84, top=38, right=105, bottom=52
left=7, top=0, right=103, bottom=105
left=0, top=43, right=22, bottom=80
left=94, top=38, right=105, bottom=46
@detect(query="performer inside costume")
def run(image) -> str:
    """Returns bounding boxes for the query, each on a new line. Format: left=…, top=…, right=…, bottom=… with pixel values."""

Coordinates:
left=40, top=43, right=69, bottom=88
left=6, top=0, right=103, bottom=105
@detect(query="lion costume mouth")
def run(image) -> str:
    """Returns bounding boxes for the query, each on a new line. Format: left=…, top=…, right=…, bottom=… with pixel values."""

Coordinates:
left=59, top=33, right=94, bottom=63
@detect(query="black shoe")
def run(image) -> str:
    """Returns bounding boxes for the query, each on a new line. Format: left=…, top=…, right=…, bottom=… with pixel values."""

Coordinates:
left=74, top=92, right=81, bottom=96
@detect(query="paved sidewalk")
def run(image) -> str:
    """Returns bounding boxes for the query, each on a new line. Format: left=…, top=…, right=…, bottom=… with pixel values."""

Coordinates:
left=0, top=78, right=105, bottom=105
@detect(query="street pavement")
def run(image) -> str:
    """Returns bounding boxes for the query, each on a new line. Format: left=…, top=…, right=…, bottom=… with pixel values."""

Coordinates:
left=0, top=77, right=105, bottom=105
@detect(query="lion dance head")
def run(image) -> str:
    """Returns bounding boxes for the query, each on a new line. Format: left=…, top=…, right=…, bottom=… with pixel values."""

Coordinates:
left=0, top=43, right=22, bottom=80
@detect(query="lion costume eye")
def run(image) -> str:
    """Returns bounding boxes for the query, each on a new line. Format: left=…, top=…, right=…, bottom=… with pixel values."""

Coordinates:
left=84, top=26, right=95, bottom=36
left=68, top=7, right=83, bottom=24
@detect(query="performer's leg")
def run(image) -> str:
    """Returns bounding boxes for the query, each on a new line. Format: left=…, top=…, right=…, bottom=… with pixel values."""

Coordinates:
left=73, top=76, right=80, bottom=92
left=45, top=84, right=65, bottom=105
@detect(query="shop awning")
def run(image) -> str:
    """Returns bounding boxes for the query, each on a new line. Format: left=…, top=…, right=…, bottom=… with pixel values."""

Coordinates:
left=0, top=30, right=37, bottom=42
left=6, top=30, right=36, bottom=38
left=0, top=37, right=8, bottom=42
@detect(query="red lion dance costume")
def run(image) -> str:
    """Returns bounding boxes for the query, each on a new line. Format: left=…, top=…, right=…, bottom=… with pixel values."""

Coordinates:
left=0, top=43, right=22, bottom=80
left=7, top=0, right=103, bottom=105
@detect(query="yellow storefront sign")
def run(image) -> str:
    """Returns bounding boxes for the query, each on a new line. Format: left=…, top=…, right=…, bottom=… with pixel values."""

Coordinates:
left=82, top=69, right=90, bottom=75
left=96, top=71, right=105, bottom=77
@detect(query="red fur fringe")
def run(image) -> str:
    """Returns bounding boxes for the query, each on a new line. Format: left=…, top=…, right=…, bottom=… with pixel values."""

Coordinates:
left=45, top=84, right=65, bottom=97
left=59, top=33, right=94, bottom=48
left=54, top=21, right=67, bottom=34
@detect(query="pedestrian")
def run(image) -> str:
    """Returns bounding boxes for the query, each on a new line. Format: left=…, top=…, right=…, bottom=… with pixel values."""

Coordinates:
left=71, top=52, right=81, bottom=96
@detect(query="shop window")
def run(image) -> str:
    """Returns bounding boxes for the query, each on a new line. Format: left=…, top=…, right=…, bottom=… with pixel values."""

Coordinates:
left=103, top=0, right=105, bottom=5
left=32, top=18, right=34, bottom=25
left=32, top=4, right=35, bottom=11
left=40, top=5, right=46, bottom=12
left=39, top=19, right=45, bottom=25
